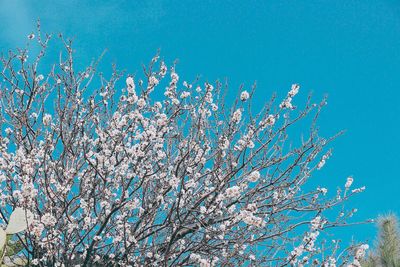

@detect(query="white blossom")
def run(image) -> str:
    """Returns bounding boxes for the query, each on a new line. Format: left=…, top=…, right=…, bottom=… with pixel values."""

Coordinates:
left=180, top=91, right=190, bottom=99
left=126, top=76, right=136, bottom=94
left=35, top=74, right=44, bottom=82
left=41, top=213, right=57, bottom=227
left=240, top=90, right=250, bottom=101
left=225, top=186, right=241, bottom=199
left=345, top=176, right=354, bottom=188
left=247, top=171, right=260, bottom=182
left=260, top=114, right=276, bottom=128
left=219, top=136, right=230, bottom=150
left=231, top=109, right=242, bottom=124
left=318, top=187, right=328, bottom=195
left=42, top=114, right=52, bottom=126
left=289, top=83, right=300, bottom=97
left=280, top=97, right=293, bottom=109
left=137, top=98, right=146, bottom=109
left=351, top=186, right=366, bottom=193
left=149, top=76, right=159, bottom=87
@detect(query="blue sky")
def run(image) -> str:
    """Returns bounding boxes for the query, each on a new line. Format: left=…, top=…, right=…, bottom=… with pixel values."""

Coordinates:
left=1, top=0, right=399, bottom=244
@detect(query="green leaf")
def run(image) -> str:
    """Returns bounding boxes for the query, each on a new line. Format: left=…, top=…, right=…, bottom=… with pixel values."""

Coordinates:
left=5, top=241, right=24, bottom=257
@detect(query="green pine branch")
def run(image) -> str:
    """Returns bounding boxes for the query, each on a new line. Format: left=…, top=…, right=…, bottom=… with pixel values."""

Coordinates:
left=362, top=214, right=400, bottom=267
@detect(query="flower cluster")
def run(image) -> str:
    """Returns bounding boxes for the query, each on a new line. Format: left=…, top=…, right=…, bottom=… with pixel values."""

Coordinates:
left=231, top=108, right=242, bottom=124
left=349, top=244, right=369, bottom=267
left=247, top=170, right=260, bottom=182
left=240, top=90, right=250, bottom=101
left=280, top=83, right=300, bottom=109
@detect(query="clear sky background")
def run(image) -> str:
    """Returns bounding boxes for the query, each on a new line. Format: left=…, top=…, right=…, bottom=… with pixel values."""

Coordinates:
left=0, top=0, right=399, bottom=245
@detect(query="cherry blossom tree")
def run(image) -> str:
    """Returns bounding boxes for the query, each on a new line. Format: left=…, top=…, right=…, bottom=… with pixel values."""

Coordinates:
left=0, top=26, right=368, bottom=266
